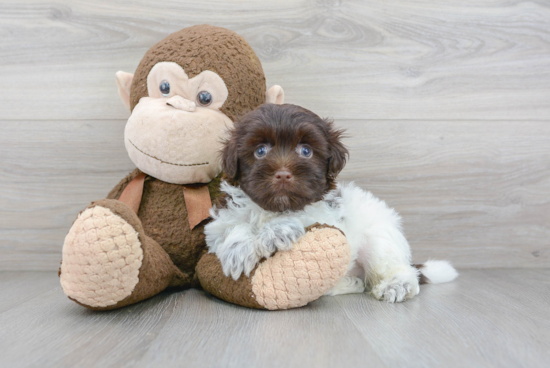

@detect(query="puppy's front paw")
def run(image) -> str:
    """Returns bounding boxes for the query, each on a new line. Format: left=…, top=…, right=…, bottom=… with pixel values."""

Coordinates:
left=257, top=217, right=305, bottom=253
left=215, top=225, right=260, bottom=280
left=371, top=270, right=420, bottom=303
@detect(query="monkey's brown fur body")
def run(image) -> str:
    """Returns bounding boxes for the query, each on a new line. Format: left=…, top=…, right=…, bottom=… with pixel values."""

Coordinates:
left=107, top=169, right=220, bottom=288
left=59, top=25, right=351, bottom=311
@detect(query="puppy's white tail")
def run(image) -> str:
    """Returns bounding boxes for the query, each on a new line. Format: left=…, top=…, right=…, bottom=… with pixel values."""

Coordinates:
left=415, top=260, right=458, bottom=284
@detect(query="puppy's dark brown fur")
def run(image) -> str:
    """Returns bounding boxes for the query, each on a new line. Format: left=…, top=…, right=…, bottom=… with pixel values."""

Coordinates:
left=222, top=103, right=348, bottom=212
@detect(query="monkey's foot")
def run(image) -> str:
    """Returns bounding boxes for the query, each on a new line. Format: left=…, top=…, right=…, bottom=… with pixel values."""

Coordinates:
left=197, top=223, right=351, bottom=310
left=60, top=200, right=183, bottom=310
left=251, top=224, right=350, bottom=309
left=60, top=201, right=144, bottom=308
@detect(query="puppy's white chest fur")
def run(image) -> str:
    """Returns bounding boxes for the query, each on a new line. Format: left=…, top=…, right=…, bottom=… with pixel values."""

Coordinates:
left=205, top=181, right=408, bottom=280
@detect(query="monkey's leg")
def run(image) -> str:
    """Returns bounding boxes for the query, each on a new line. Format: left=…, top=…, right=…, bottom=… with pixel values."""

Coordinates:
left=196, top=224, right=350, bottom=310
left=59, top=199, right=186, bottom=311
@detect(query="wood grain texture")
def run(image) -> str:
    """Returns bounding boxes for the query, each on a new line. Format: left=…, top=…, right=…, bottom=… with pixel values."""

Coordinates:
left=338, top=119, right=550, bottom=268
left=1, top=119, right=548, bottom=270
left=0, top=121, right=135, bottom=270
left=0, top=270, right=549, bottom=368
left=1, top=1, right=549, bottom=270
left=0, top=0, right=549, bottom=120
left=335, top=268, right=550, bottom=368
left=0, top=271, right=59, bottom=313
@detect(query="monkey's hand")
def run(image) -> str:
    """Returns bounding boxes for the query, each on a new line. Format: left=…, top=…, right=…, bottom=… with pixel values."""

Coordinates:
left=257, top=216, right=305, bottom=253
left=197, top=223, right=352, bottom=310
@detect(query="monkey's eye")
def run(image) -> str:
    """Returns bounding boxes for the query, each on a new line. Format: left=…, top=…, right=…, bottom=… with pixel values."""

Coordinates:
left=197, top=91, right=212, bottom=106
left=159, top=80, right=170, bottom=97
left=297, top=145, right=313, bottom=158
left=254, top=145, right=269, bottom=159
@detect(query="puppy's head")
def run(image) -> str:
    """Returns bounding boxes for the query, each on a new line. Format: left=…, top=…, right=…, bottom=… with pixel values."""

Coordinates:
left=222, top=103, right=348, bottom=212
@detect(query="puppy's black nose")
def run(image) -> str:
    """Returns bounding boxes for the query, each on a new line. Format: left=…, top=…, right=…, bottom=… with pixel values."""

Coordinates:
left=275, top=170, right=293, bottom=182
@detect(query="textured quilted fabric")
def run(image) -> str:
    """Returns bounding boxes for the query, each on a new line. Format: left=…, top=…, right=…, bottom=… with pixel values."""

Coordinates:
left=60, top=206, right=143, bottom=308
left=251, top=226, right=351, bottom=310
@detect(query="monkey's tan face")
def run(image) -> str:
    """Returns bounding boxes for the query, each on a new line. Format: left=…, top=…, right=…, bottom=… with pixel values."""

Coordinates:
left=124, top=62, right=233, bottom=184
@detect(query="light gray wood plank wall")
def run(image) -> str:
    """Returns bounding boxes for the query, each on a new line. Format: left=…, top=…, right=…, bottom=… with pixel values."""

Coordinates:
left=0, top=0, right=549, bottom=120
left=1, top=120, right=548, bottom=270
left=0, top=0, right=549, bottom=270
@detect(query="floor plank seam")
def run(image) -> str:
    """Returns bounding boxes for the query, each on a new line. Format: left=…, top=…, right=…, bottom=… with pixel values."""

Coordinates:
left=331, top=295, right=392, bottom=368
left=0, top=286, right=59, bottom=315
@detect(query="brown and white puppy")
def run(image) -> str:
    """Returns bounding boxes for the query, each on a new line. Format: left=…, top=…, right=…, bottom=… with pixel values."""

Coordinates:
left=205, top=104, right=458, bottom=302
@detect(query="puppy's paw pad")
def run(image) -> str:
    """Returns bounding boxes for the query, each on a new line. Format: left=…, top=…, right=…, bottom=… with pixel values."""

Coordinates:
left=372, top=276, right=419, bottom=303
left=373, top=283, right=405, bottom=303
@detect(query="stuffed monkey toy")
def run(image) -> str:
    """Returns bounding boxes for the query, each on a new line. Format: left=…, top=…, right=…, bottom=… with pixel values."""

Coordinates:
left=59, top=25, right=351, bottom=311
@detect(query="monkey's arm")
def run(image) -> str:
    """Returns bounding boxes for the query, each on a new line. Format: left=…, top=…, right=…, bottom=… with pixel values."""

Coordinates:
left=106, top=168, right=143, bottom=199
left=206, top=198, right=308, bottom=280
left=197, top=223, right=351, bottom=310
left=208, top=216, right=306, bottom=281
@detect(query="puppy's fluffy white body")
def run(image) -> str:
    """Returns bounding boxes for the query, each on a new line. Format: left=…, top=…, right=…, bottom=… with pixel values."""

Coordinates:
left=205, top=181, right=458, bottom=302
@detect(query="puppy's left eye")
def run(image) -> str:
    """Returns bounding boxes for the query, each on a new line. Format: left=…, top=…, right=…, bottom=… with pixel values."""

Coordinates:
left=255, top=145, right=269, bottom=158
left=297, top=145, right=313, bottom=158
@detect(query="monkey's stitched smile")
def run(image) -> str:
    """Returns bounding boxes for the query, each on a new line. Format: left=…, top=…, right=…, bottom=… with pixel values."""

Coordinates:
left=128, top=139, right=209, bottom=167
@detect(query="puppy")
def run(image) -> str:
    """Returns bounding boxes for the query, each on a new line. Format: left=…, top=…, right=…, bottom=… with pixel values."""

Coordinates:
left=205, top=104, right=458, bottom=302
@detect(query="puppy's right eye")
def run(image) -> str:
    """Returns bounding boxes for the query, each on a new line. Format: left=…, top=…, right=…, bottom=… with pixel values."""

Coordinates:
left=255, top=145, right=269, bottom=159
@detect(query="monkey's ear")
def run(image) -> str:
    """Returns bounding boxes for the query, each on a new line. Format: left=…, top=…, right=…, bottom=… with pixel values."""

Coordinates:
left=266, top=85, right=284, bottom=105
left=326, top=121, right=349, bottom=178
left=116, top=71, right=134, bottom=110
left=222, top=136, right=239, bottom=181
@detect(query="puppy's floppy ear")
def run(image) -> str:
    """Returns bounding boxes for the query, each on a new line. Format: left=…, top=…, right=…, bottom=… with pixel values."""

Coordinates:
left=222, top=133, right=239, bottom=181
left=325, top=119, right=349, bottom=178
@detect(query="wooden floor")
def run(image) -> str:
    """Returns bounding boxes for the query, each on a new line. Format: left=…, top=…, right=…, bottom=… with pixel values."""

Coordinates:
left=0, top=270, right=548, bottom=368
